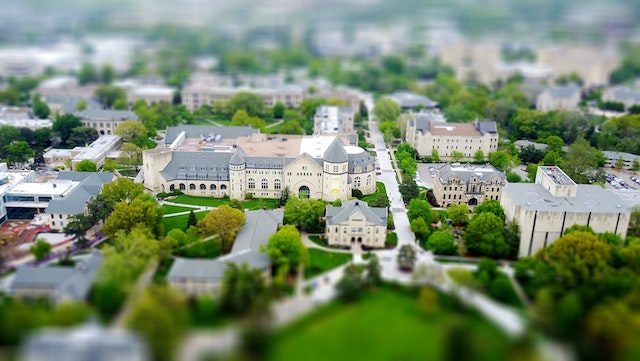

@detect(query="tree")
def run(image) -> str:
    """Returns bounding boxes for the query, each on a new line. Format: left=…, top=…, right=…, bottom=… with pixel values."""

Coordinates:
left=518, top=145, right=544, bottom=164
left=451, top=151, right=464, bottom=162
left=103, top=194, right=162, bottom=237
left=227, top=92, right=265, bottom=117
left=465, top=212, right=509, bottom=258
left=407, top=199, right=432, bottom=224
left=410, top=217, right=431, bottom=240
left=431, top=149, right=441, bottom=162
left=504, top=219, right=520, bottom=257
left=64, top=214, right=93, bottom=246
left=632, top=159, right=640, bottom=172
left=266, top=225, right=309, bottom=272
left=67, top=126, right=98, bottom=148
left=118, top=142, right=143, bottom=168
left=101, top=177, right=144, bottom=205
left=78, top=63, right=97, bottom=84
left=447, top=204, right=469, bottom=225
left=374, top=98, right=401, bottom=122
left=30, top=238, right=51, bottom=261
left=186, top=210, right=198, bottom=230
left=74, top=160, right=98, bottom=172
left=336, top=264, right=366, bottom=301
left=126, top=285, right=188, bottom=361
left=99, top=64, right=115, bottom=84
left=220, top=263, right=267, bottom=315
left=561, top=137, right=605, bottom=184
left=197, top=205, right=245, bottom=252
left=5, top=141, right=34, bottom=165
left=399, top=179, right=420, bottom=204
left=278, top=119, right=305, bottom=135
left=95, top=85, right=126, bottom=108
left=615, top=157, right=625, bottom=170
left=273, top=102, right=285, bottom=118
left=115, top=120, right=148, bottom=144
left=31, top=94, right=50, bottom=119
left=75, top=99, right=88, bottom=111
left=426, top=231, right=457, bottom=255
left=474, top=199, right=505, bottom=220
left=52, top=114, right=82, bottom=146
left=283, top=197, right=326, bottom=233
left=488, top=151, right=515, bottom=172
left=506, top=171, right=522, bottom=183
left=397, top=245, right=416, bottom=271
left=365, top=254, right=382, bottom=287
left=473, top=149, right=485, bottom=163
left=230, top=109, right=266, bottom=130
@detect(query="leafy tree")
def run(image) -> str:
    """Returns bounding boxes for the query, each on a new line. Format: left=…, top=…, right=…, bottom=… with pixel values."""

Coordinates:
left=431, top=149, right=441, bottom=162
left=64, top=214, right=93, bottom=246
left=542, top=150, right=562, bottom=166
left=197, top=205, right=245, bottom=252
left=504, top=219, right=521, bottom=257
left=545, top=135, right=565, bottom=153
left=220, top=263, right=267, bottom=315
left=465, top=212, right=509, bottom=258
left=506, top=171, right=522, bottom=183
left=410, top=217, right=431, bottom=240
left=397, top=245, right=416, bottom=271
left=115, top=120, right=148, bottom=145
left=102, top=158, right=118, bottom=172
left=126, top=285, right=188, bottom=361
left=99, top=64, right=115, bottom=84
left=74, top=160, right=98, bottom=172
left=473, top=149, right=485, bottom=163
left=518, top=145, right=544, bottom=164
left=67, top=126, right=98, bottom=148
left=474, top=199, right=505, bottom=220
left=49, top=302, right=92, bottom=327
left=231, top=109, right=266, bottom=130
left=91, top=280, right=126, bottom=319
left=374, top=97, right=401, bottom=122
left=272, top=102, right=285, bottom=118
left=488, top=151, right=516, bottom=172
left=186, top=210, right=198, bottom=230
left=5, top=141, right=34, bottom=165
left=266, top=225, right=308, bottom=272
left=632, top=159, right=640, bottom=172
left=283, top=197, right=325, bottom=233
left=615, top=157, right=625, bottom=170
left=75, top=99, right=88, bottom=111
left=407, top=199, right=432, bottom=224
left=52, top=114, right=82, bottom=146
left=118, top=142, right=143, bottom=168
left=447, top=204, right=469, bottom=225
left=30, top=238, right=51, bottom=261
left=31, top=94, right=50, bottom=119
left=365, top=254, right=382, bottom=287
left=95, top=85, right=126, bottom=108
left=78, top=63, right=98, bottom=84
left=227, top=92, right=265, bottom=117
left=336, top=264, right=366, bottom=301
left=399, top=178, right=420, bottom=204
left=101, top=178, right=144, bottom=205
left=426, top=231, right=457, bottom=255
left=103, top=194, right=162, bottom=237
left=561, top=137, right=605, bottom=184
left=451, top=151, right=464, bottom=162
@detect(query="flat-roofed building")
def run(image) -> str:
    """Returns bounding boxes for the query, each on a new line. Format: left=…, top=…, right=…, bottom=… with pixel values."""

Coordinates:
left=406, top=118, right=498, bottom=160
left=313, top=105, right=355, bottom=139
left=434, top=163, right=506, bottom=208
left=501, top=166, right=630, bottom=257
left=44, top=135, right=122, bottom=170
left=325, top=200, right=388, bottom=248
left=603, top=151, right=640, bottom=170
left=0, top=106, right=52, bottom=129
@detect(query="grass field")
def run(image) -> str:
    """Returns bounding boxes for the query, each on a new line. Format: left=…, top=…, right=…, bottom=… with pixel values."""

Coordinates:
left=169, top=195, right=280, bottom=210
left=161, top=210, right=208, bottom=235
left=358, top=182, right=388, bottom=205
left=161, top=204, right=196, bottom=215
left=268, top=286, right=512, bottom=361
left=304, top=249, right=351, bottom=279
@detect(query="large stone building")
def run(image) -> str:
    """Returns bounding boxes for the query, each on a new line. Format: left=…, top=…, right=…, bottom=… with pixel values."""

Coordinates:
left=143, top=125, right=377, bottom=202
left=405, top=118, right=498, bottom=160
left=501, top=166, right=630, bottom=257
left=168, top=209, right=282, bottom=295
left=325, top=200, right=388, bottom=248
left=536, top=84, right=581, bottom=111
left=433, top=163, right=506, bottom=208
left=75, top=109, right=139, bottom=135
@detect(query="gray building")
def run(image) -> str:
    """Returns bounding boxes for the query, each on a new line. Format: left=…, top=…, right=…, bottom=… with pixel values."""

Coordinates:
left=536, top=84, right=581, bottom=111
left=325, top=200, right=388, bottom=248
left=603, top=150, right=640, bottom=170
left=168, top=209, right=283, bottom=295
left=387, top=91, right=438, bottom=110
left=602, top=86, right=640, bottom=109
left=74, top=110, right=139, bottom=135
left=433, top=163, right=506, bottom=208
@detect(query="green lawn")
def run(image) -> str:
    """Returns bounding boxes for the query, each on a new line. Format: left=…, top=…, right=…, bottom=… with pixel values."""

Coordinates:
left=308, top=235, right=327, bottom=247
left=161, top=211, right=208, bottom=235
left=161, top=204, right=195, bottom=215
left=268, top=287, right=513, bottom=361
left=304, top=249, right=352, bottom=279
left=169, top=195, right=280, bottom=210
left=359, top=182, right=387, bottom=204
left=447, top=268, right=523, bottom=308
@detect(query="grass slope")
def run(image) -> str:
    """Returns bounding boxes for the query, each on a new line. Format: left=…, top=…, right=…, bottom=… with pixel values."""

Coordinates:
left=304, top=249, right=351, bottom=279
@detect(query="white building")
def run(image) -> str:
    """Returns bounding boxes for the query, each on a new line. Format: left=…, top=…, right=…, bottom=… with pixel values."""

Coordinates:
left=325, top=200, right=388, bottom=248
left=143, top=125, right=377, bottom=202
left=313, top=105, right=355, bottom=139
left=536, top=84, right=581, bottom=111
left=44, top=135, right=122, bottom=170
left=603, top=151, right=640, bottom=170
left=433, top=163, right=506, bottom=208
left=74, top=110, right=139, bottom=135
left=0, top=106, right=52, bottom=129
left=406, top=117, right=499, bottom=160
left=602, top=86, right=640, bottom=109
left=0, top=164, right=33, bottom=222
left=501, top=166, right=630, bottom=257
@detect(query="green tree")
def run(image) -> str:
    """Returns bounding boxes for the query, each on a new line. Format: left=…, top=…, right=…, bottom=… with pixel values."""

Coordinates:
left=336, top=264, right=366, bottom=301
left=474, top=199, right=505, bottom=220
left=103, top=194, right=162, bottom=237
left=52, top=114, right=82, bottom=146
left=266, top=225, right=308, bottom=271
left=488, top=151, right=515, bottom=172
left=410, top=217, right=431, bottom=240
left=64, top=214, right=93, bottom=246
left=465, top=212, right=509, bottom=258
left=451, top=151, right=465, bottom=162
left=30, top=238, right=51, bottom=261
left=220, top=263, right=267, bottom=315
left=74, top=160, right=98, bottom=172
left=78, top=63, right=98, bottom=84
left=197, top=205, right=245, bottom=252
left=283, top=197, right=326, bottom=233
left=545, top=136, right=565, bottom=153
left=75, top=99, right=88, bottom=111
left=278, top=120, right=305, bottom=135
left=431, top=149, right=441, bottom=162
left=231, top=109, right=266, bottom=130
left=631, top=159, right=640, bottom=172
left=115, top=120, right=148, bottom=145
left=99, top=64, right=115, bottom=84
left=365, top=254, right=382, bottom=287
left=407, top=199, right=432, bottom=224
left=186, top=210, right=198, bottom=230
left=397, top=245, right=416, bottom=271
left=615, top=157, right=625, bottom=170
left=426, top=231, right=457, bottom=255
left=227, top=92, right=265, bottom=117
left=542, top=151, right=563, bottom=166
left=101, top=178, right=144, bottom=205
left=561, top=137, right=605, bottom=184
left=473, top=149, right=485, bottom=163
left=399, top=178, right=420, bottom=204
left=31, top=94, right=50, bottom=119
left=374, top=97, right=401, bottom=122
left=272, top=102, right=285, bottom=118
left=5, top=141, right=34, bottom=165
left=447, top=204, right=469, bottom=225
left=67, top=126, right=98, bottom=148
left=95, top=85, right=126, bottom=108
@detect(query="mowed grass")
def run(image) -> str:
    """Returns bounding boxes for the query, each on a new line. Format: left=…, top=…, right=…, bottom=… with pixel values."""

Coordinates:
left=268, top=287, right=512, bottom=361
left=169, top=195, right=280, bottom=210
left=304, top=249, right=351, bottom=279
left=161, top=204, right=196, bottom=215
left=161, top=210, right=208, bottom=235
left=359, top=182, right=387, bottom=204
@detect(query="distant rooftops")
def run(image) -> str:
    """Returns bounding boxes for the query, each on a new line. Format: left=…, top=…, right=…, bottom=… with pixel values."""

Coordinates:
left=74, top=109, right=138, bottom=121
left=438, top=163, right=505, bottom=183
left=387, top=91, right=438, bottom=109
left=542, top=84, right=581, bottom=99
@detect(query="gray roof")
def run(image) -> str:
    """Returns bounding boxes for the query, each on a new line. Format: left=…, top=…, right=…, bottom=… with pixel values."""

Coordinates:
left=513, top=139, right=568, bottom=152
left=10, top=252, right=103, bottom=303
left=164, top=125, right=258, bottom=145
left=503, top=183, right=629, bottom=213
left=603, top=150, right=640, bottom=162
left=168, top=209, right=283, bottom=282
left=326, top=200, right=388, bottom=226
left=437, top=164, right=505, bottom=183
left=229, top=150, right=245, bottom=166
left=543, top=84, right=581, bottom=99
left=74, top=109, right=139, bottom=121
left=44, top=95, right=102, bottom=114
left=607, top=86, right=640, bottom=104
left=45, top=172, right=114, bottom=214
left=323, top=137, right=348, bottom=163
left=348, top=150, right=375, bottom=173
left=387, top=91, right=438, bottom=109
left=475, top=120, right=497, bottom=134
left=160, top=151, right=232, bottom=182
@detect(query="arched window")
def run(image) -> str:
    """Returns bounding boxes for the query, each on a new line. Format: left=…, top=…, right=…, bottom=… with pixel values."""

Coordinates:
left=179, top=183, right=186, bottom=190
left=189, top=184, right=196, bottom=190
left=366, top=174, right=372, bottom=186
left=299, top=185, right=310, bottom=198
left=169, top=184, right=175, bottom=191
left=220, top=184, right=227, bottom=190
left=261, top=178, right=268, bottom=189
left=354, top=177, right=361, bottom=187
left=210, top=184, right=217, bottom=190
left=274, top=179, right=281, bottom=190
left=248, top=178, right=255, bottom=189
left=200, top=184, right=206, bottom=190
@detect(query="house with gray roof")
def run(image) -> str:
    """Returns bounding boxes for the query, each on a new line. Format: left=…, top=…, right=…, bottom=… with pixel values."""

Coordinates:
left=602, top=86, right=640, bottom=109
left=433, top=163, right=506, bottom=208
left=325, top=200, right=388, bottom=248
left=168, top=209, right=283, bottom=295
left=75, top=109, right=139, bottom=135
left=44, top=172, right=114, bottom=231
left=9, top=251, right=103, bottom=303
left=536, top=84, right=581, bottom=111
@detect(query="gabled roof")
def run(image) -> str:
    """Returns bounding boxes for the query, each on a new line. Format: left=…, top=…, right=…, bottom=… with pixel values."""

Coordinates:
left=229, top=151, right=246, bottom=165
left=45, top=172, right=114, bottom=214
left=326, top=200, right=388, bottom=226
left=323, top=137, right=348, bottom=163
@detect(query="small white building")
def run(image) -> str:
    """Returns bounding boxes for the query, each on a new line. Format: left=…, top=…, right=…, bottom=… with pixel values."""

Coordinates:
left=325, top=200, right=388, bottom=248
left=602, top=86, right=640, bottom=109
left=44, top=135, right=122, bottom=170
left=536, top=84, right=581, bottom=111
left=0, top=106, right=52, bottom=129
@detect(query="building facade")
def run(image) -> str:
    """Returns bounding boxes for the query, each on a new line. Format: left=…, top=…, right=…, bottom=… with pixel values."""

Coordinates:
left=433, top=163, right=506, bottom=208
left=143, top=125, right=377, bottom=202
left=75, top=110, right=139, bottom=135
left=536, top=84, right=581, bottom=111
left=501, top=166, right=630, bottom=257
left=313, top=105, right=355, bottom=138
left=325, top=200, right=388, bottom=248
left=406, top=118, right=498, bottom=160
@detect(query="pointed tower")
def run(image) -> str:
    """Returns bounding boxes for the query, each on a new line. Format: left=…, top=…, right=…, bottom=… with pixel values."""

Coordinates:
left=322, top=137, right=349, bottom=201
left=229, top=151, right=246, bottom=200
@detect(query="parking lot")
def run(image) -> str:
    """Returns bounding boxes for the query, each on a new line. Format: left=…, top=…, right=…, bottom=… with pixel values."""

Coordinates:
left=416, top=163, right=448, bottom=189
left=604, top=169, right=640, bottom=190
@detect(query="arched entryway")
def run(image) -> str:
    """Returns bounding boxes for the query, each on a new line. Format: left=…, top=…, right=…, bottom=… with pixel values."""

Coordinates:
left=468, top=198, right=478, bottom=206
left=298, top=185, right=310, bottom=198
left=357, top=237, right=362, bottom=243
